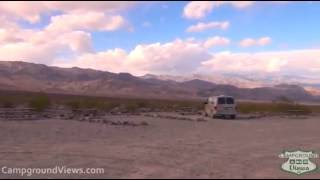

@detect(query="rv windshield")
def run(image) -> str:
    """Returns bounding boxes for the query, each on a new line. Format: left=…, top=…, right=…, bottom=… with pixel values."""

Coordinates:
left=218, top=97, right=226, bottom=104
left=226, top=98, right=234, bottom=104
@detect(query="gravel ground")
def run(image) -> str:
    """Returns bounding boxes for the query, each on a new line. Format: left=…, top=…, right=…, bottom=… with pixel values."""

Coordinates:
left=0, top=113, right=319, bottom=179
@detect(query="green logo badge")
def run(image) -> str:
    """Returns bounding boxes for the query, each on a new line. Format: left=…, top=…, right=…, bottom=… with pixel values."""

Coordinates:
left=279, top=150, right=319, bottom=175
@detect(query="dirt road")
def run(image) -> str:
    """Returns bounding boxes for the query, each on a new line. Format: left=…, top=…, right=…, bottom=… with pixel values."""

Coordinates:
left=0, top=113, right=319, bottom=178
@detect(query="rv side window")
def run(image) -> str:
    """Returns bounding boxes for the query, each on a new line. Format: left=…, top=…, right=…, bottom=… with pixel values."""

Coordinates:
left=217, top=97, right=226, bottom=104
left=226, top=98, right=234, bottom=104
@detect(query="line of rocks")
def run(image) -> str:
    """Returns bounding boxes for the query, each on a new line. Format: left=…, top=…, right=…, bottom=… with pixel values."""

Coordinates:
left=0, top=108, right=47, bottom=120
left=0, top=108, right=149, bottom=126
left=143, top=113, right=207, bottom=122
left=54, top=109, right=150, bottom=127
left=75, top=117, right=149, bottom=127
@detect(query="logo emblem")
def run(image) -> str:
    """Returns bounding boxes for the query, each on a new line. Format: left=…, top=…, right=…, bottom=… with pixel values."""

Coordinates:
left=279, top=150, right=319, bottom=175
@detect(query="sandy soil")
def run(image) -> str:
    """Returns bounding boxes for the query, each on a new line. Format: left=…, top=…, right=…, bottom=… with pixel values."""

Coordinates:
left=0, top=113, right=319, bottom=179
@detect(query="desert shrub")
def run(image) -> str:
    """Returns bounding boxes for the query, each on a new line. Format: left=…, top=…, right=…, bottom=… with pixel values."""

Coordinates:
left=65, top=100, right=82, bottom=110
left=124, top=103, right=139, bottom=112
left=0, top=96, right=15, bottom=108
left=2, top=101, right=15, bottom=108
left=65, top=99, right=107, bottom=110
left=275, top=96, right=294, bottom=104
left=238, top=102, right=312, bottom=115
left=104, top=102, right=120, bottom=111
left=307, top=105, right=320, bottom=114
left=29, top=95, right=51, bottom=111
left=1, top=100, right=15, bottom=108
left=81, top=99, right=104, bottom=109
left=278, top=103, right=312, bottom=115
left=136, top=101, right=147, bottom=108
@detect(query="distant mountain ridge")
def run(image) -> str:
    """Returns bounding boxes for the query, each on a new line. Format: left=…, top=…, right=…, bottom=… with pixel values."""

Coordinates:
left=0, top=61, right=319, bottom=102
left=141, top=72, right=320, bottom=93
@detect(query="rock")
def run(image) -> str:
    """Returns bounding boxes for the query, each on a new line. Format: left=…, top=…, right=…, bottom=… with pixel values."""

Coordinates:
left=111, top=121, right=121, bottom=125
left=196, top=118, right=206, bottom=122
left=78, top=118, right=85, bottom=121
left=138, top=108, right=152, bottom=113
left=141, top=121, right=149, bottom=126
left=103, top=119, right=109, bottom=124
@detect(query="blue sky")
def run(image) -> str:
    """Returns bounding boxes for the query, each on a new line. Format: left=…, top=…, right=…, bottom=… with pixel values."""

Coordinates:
left=88, top=1, right=320, bottom=52
left=0, top=1, right=320, bottom=78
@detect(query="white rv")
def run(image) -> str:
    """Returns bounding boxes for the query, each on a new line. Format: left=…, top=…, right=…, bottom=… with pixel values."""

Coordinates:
left=204, top=95, right=237, bottom=119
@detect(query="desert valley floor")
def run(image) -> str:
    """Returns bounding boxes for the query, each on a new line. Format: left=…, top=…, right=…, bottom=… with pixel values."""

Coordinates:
left=0, top=113, right=320, bottom=178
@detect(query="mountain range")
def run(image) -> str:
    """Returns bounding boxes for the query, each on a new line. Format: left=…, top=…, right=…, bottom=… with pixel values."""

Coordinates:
left=0, top=61, right=319, bottom=102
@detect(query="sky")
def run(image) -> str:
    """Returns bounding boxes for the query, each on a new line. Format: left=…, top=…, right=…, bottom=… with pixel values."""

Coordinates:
left=0, top=1, right=320, bottom=78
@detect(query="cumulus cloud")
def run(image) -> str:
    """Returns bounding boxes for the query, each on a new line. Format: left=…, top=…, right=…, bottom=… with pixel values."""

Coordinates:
left=239, top=37, right=272, bottom=47
left=183, top=1, right=289, bottom=20
left=202, top=36, right=230, bottom=48
left=0, top=1, right=137, bottom=23
left=44, top=1, right=137, bottom=14
left=183, top=1, right=254, bottom=19
left=200, top=49, right=320, bottom=75
left=54, top=48, right=128, bottom=73
left=2, top=21, right=320, bottom=79
left=0, top=2, right=135, bottom=64
left=0, top=1, right=315, bottom=81
left=0, top=28, right=23, bottom=44
left=46, top=12, right=131, bottom=33
left=183, top=1, right=217, bottom=20
left=0, top=24, right=93, bottom=63
left=0, top=1, right=48, bottom=23
left=186, top=21, right=230, bottom=32
left=55, top=39, right=212, bottom=76
left=55, top=38, right=320, bottom=79
left=125, top=39, right=211, bottom=75
left=0, top=41, right=67, bottom=64
left=59, top=31, right=93, bottom=53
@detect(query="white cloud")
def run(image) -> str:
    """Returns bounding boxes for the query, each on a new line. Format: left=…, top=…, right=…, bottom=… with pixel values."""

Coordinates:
left=228, top=1, right=255, bottom=9
left=0, top=1, right=48, bottom=23
left=182, top=1, right=288, bottom=20
left=44, top=1, right=137, bottom=14
left=55, top=48, right=128, bottom=73
left=183, top=1, right=254, bottom=19
left=183, top=1, right=217, bottom=20
left=0, top=28, right=22, bottom=44
left=202, top=36, right=230, bottom=48
left=55, top=39, right=212, bottom=76
left=200, top=49, right=320, bottom=75
left=126, top=39, right=211, bottom=75
left=0, top=41, right=66, bottom=64
left=0, top=1, right=315, bottom=81
left=239, top=38, right=256, bottom=47
left=56, top=40, right=320, bottom=79
left=0, top=2, right=135, bottom=64
left=186, top=21, right=230, bottom=32
left=0, top=1, right=137, bottom=23
left=0, top=25, right=93, bottom=63
left=257, top=37, right=272, bottom=46
left=59, top=31, right=93, bottom=53
left=239, top=37, right=272, bottom=47
left=2, top=23, right=320, bottom=80
left=46, top=12, right=131, bottom=33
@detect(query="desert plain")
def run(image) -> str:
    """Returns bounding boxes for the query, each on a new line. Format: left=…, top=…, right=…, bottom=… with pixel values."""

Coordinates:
left=0, top=111, right=319, bottom=179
